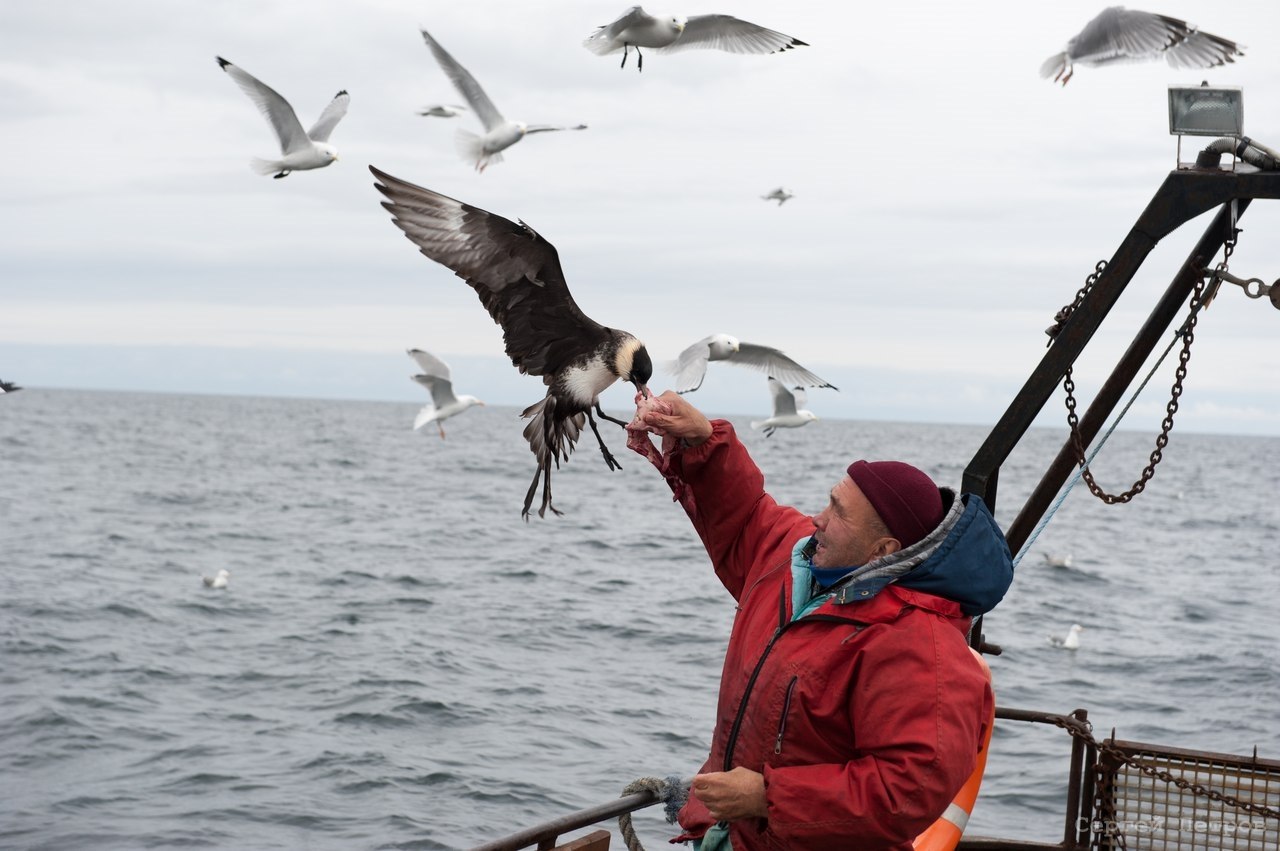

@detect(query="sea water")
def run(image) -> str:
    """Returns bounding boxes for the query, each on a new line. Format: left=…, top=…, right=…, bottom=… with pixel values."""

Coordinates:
left=2, top=389, right=1277, bottom=850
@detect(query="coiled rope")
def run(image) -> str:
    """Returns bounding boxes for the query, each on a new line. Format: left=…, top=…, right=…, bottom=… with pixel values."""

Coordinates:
left=617, top=776, right=689, bottom=851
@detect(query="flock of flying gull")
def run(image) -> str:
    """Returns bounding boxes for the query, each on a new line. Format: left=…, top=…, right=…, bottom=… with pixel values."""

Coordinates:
left=202, top=5, right=1246, bottom=518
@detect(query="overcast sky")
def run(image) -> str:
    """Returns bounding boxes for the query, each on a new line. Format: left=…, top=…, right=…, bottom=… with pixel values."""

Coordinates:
left=3, top=0, right=1280, bottom=435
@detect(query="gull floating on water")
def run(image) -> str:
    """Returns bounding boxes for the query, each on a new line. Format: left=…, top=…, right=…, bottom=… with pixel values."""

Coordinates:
left=669, top=333, right=836, bottom=395
left=751, top=378, right=817, bottom=437
left=585, top=7, right=807, bottom=71
left=202, top=569, right=230, bottom=590
left=1040, top=7, right=1244, bottom=85
left=417, top=103, right=468, bottom=118
left=215, top=57, right=348, bottom=178
left=761, top=187, right=793, bottom=206
left=407, top=348, right=484, bottom=438
left=372, top=167, right=652, bottom=519
left=1043, top=552, right=1074, bottom=568
left=1049, top=623, right=1084, bottom=650
left=420, top=29, right=587, bottom=172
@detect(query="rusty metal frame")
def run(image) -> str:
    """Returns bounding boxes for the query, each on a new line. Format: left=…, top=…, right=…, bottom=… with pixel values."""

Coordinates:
left=958, top=707, right=1096, bottom=851
left=961, top=166, right=1280, bottom=660
left=963, top=167, right=1280, bottom=545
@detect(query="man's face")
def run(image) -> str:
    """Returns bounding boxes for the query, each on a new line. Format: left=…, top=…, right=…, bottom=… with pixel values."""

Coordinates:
left=811, top=476, right=899, bottom=568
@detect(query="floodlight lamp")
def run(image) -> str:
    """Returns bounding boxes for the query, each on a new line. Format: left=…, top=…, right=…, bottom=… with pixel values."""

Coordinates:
left=1168, top=85, right=1243, bottom=137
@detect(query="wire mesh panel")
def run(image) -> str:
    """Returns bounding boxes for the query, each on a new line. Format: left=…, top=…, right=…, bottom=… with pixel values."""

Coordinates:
left=1097, top=740, right=1280, bottom=851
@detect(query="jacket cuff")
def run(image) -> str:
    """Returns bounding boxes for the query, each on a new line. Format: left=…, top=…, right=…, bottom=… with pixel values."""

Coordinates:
left=673, top=419, right=735, bottom=469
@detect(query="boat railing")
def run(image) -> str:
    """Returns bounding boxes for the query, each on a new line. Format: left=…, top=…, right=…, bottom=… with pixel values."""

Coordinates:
left=465, top=706, right=1098, bottom=851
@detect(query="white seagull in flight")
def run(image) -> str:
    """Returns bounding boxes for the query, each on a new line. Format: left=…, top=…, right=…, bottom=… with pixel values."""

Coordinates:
left=417, top=103, right=468, bottom=118
left=407, top=348, right=484, bottom=438
left=669, top=333, right=836, bottom=395
left=372, top=167, right=652, bottom=519
left=585, top=7, right=807, bottom=71
left=761, top=187, right=793, bottom=206
left=215, top=57, right=348, bottom=178
left=419, top=29, right=587, bottom=172
left=1040, top=7, right=1243, bottom=85
left=751, top=379, right=817, bottom=437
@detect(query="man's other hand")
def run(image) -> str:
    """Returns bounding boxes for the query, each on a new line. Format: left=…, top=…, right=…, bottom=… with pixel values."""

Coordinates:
left=691, top=767, right=767, bottom=821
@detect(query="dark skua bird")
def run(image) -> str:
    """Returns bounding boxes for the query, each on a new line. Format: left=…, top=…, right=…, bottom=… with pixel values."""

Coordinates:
left=372, top=167, right=652, bottom=518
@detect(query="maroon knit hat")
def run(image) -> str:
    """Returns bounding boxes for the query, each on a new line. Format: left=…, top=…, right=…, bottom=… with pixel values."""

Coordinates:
left=846, top=460, right=943, bottom=549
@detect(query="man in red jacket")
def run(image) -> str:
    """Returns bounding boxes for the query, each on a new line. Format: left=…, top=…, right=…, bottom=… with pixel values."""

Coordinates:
left=633, top=392, right=1014, bottom=851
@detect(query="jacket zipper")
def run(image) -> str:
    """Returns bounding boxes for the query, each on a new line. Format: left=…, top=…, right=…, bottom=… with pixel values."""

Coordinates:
left=774, top=677, right=799, bottom=754
left=721, top=585, right=863, bottom=770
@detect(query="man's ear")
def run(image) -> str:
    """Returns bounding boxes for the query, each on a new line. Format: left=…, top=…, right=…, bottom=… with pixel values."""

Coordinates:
left=875, top=537, right=902, bottom=560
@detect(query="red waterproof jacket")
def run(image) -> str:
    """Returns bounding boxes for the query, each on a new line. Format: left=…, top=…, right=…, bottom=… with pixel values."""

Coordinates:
left=664, top=422, right=997, bottom=851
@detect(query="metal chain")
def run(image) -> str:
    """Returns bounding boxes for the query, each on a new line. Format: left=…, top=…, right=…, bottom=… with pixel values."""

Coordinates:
left=1047, top=246, right=1220, bottom=505
left=1044, top=714, right=1280, bottom=834
left=1046, top=261, right=1107, bottom=343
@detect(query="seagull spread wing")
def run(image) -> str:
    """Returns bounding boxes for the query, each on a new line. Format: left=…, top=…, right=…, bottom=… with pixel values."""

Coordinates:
left=373, top=167, right=609, bottom=378
left=307, top=90, right=350, bottom=142
left=1165, top=27, right=1243, bottom=70
left=412, top=373, right=459, bottom=409
left=584, top=6, right=653, bottom=51
left=734, top=343, right=836, bottom=389
left=1068, top=8, right=1185, bottom=67
left=420, top=29, right=504, bottom=132
left=766, top=377, right=798, bottom=416
left=669, top=336, right=718, bottom=393
left=524, top=124, right=588, bottom=135
left=660, top=15, right=807, bottom=54
left=407, top=347, right=453, bottom=382
left=217, top=58, right=311, bottom=155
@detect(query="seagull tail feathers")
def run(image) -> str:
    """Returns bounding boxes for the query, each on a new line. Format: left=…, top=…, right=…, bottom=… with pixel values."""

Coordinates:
left=1039, top=52, right=1069, bottom=82
left=413, top=405, right=438, bottom=431
left=749, top=419, right=766, bottom=430
left=455, top=129, right=500, bottom=172
left=582, top=29, right=619, bottom=55
left=250, top=157, right=283, bottom=176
